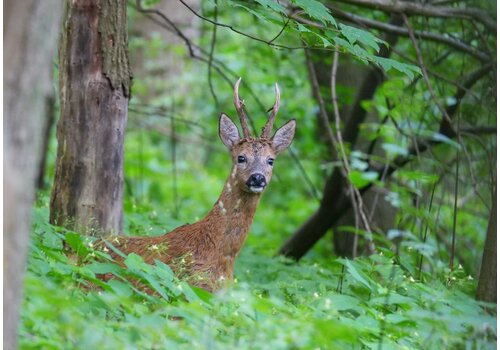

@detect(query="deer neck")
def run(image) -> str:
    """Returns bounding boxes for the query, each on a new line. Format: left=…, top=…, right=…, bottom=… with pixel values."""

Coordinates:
left=206, top=166, right=261, bottom=254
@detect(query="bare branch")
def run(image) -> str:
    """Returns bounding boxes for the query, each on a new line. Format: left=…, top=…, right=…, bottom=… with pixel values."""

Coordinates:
left=334, top=0, right=496, bottom=32
left=207, top=0, right=219, bottom=105
left=330, top=49, right=375, bottom=255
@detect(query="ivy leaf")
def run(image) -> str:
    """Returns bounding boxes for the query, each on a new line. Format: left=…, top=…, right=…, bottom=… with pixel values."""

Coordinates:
left=291, top=0, right=336, bottom=26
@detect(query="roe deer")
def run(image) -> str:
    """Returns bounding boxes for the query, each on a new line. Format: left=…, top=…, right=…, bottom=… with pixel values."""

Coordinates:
left=99, top=78, right=296, bottom=292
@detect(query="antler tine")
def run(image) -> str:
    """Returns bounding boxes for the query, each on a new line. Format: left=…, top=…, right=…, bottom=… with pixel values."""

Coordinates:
left=233, top=77, right=252, bottom=139
left=260, top=82, right=280, bottom=139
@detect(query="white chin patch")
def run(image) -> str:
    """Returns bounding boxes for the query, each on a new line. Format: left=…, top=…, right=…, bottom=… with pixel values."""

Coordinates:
left=249, top=186, right=265, bottom=194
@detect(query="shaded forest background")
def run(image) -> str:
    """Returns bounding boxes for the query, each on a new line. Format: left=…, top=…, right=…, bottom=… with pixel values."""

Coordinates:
left=4, top=0, right=497, bottom=349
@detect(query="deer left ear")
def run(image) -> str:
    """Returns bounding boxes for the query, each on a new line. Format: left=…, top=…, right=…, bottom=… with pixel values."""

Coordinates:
left=272, top=119, right=296, bottom=154
left=219, top=113, right=241, bottom=150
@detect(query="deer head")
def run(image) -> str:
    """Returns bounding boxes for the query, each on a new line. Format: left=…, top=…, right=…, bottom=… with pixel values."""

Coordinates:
left=219, top=78, right=296, bottom=194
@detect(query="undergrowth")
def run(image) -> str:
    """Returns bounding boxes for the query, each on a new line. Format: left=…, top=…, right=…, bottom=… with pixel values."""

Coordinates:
left=20, top=202, right=496, bottom=350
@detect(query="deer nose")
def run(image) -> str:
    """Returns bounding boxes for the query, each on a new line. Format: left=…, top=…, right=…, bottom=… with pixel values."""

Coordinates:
left=246, top=173, right=267, bottom=189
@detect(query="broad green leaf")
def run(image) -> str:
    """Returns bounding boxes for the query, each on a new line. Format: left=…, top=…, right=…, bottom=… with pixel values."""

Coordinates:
left=107, top=279, right=133, bottom=297
left=373, top=56, right=421, bottom=79
left=339, top=23, right=385, bottom=52
left=291, top=0, right=336, bottom=26
left=340, top=259, right=373, bottom=291
left=65, top=232, right=91, bottom=256
left=86, top=262, right=123, bottom=275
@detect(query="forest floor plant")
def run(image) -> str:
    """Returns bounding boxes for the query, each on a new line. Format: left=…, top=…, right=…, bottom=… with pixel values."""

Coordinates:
left=20, top=195, right=496, bottom=350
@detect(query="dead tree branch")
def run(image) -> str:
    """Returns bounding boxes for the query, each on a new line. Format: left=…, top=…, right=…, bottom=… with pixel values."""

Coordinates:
left=334, top=0, right=496, bottom=32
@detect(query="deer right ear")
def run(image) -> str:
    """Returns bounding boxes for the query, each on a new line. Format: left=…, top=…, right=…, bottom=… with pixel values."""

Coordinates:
left=272, top=119, right=296, bottom=154
left=219, top=113, right=241, bottom=150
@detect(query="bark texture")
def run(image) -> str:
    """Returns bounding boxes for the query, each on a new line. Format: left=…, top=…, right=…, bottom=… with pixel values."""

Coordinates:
left=4, top=1, right=62, bottom=348
left=50, top=0, right=132, bottom=236
left=476, top=189, right=497, bottom=303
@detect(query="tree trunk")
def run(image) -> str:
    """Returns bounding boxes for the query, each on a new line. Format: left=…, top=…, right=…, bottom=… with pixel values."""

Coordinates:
left=476, top=188, right=496, bottom=303
left=36, top=96, right=56, bottom=189
left=50, top=0, right=132, bottom=236
left=4, top=1, right=62, bottom=348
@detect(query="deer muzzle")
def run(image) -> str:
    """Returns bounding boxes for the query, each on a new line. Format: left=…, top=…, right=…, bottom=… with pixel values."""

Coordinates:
left=246, top=173, right=267, bottom=193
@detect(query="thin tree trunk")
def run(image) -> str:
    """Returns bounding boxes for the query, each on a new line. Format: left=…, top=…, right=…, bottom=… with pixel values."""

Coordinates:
left=36, top=96, right=56, bottom=189
left=4, top=1, right=62, bottom=348
left=476, top=188, right=496, bottom=303
left=50, top=0, right=132, bottom=236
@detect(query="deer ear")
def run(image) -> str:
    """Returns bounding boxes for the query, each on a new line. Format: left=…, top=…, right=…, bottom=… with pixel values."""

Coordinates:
left=219, top=113, right=241, bottom=149
left=272, top=119, right=296, bottom=154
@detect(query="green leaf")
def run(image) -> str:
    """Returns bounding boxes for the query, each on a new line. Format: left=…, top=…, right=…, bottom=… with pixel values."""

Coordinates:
left=253, top=0, right=287, bottom=14
left=106, top=279, right=133, bottom=297
left=348, top=170, right=379, bottom=188
left=65, top=232, right=91, bottom=256
left=339, top=23, right=385, bottom=52
left=291, top=0, right=336, bottom=26
left=372, top=56, right=421, bottom=79
left=339, top=259, right=373, bottom=291
left=382, top=142, right=409, bottom=156
left=190, top=286, right=214, bottom=304
left=86, top=262, right=123, bottom=275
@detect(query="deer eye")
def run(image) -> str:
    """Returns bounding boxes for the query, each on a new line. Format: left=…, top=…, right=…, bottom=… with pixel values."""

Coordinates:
left=237, top=155, right=246, bottom=163
left=267, top=158, right=274, bottom=166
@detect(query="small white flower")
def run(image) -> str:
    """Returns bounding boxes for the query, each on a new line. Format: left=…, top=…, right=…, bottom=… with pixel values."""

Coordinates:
left=313, top=292, right=319, bottom=298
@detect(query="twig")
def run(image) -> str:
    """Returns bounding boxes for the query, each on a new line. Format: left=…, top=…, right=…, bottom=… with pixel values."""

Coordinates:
left=177, top=0, right=313, bottom=51
left=268, top=17, right=291, bottom=45
left=449, top=112, right=460, bottom=272
left=403, top=14, right=488, bottom=210
left=417, top=181, right=437, bottom=280
left=208, top=0, right=219, bottom=105
left=330, top=49, right=374, bottom=254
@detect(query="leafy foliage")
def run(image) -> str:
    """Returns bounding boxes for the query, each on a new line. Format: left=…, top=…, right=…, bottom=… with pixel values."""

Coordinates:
left=22, top=0, right=495, bottom=348
left=22, top=203, right=496, bottom=349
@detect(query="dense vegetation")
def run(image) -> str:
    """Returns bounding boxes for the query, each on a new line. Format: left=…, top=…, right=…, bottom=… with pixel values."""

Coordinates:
left=19, top=0, right=495, bottom=349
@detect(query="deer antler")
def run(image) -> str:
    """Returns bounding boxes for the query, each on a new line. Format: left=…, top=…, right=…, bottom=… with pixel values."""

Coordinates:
left=260, top=82, right=280, bottom=139
left=233, top=78, right=252, bottom=139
